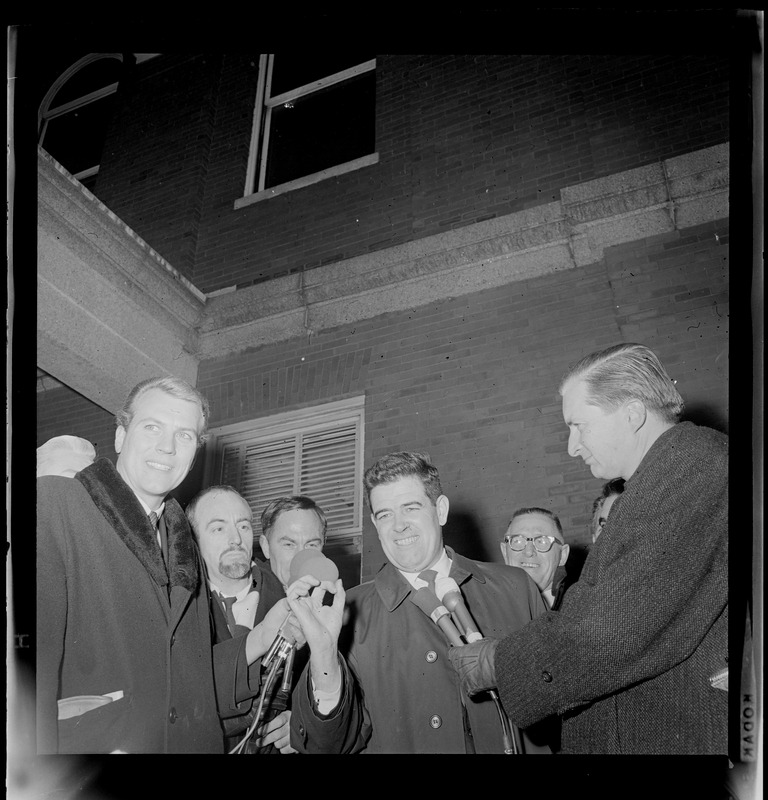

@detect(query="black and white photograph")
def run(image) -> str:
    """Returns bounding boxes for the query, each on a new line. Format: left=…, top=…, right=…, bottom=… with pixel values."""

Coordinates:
left=8, top=10, right=762, bottom=799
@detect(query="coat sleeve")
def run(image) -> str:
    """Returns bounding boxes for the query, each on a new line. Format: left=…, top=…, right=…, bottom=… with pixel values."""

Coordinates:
left=212, top=635, right=263, bottom=718
left=289, top=654, right=369, bottom=754
left=36, top=478, right=70, bottom=752
left=494, top=429, right=728, bottom=729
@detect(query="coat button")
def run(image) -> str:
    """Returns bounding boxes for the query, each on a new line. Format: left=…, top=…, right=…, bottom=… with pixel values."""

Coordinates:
left=425, top=650, right=438, bottom=663
left=542, top=671, right=553, bottom=682
left=169, top=707, right=178, bottom=723
left=429, top=715, right=442, bottom=729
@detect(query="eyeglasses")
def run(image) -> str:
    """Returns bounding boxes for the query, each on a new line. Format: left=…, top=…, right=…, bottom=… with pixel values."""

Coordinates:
left=503, top=534, right=564, bottom=553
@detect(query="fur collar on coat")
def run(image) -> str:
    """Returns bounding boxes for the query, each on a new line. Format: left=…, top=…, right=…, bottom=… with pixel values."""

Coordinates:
left=76, top=458, right=199, bottom=593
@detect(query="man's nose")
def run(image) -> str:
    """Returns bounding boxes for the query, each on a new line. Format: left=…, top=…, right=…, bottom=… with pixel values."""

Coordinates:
left=229, top=526, right=242, bottom=545
left=156, top=430, right=176, bottom=454
left=523, top=539, right=537, bottom=556
left=567, top=428, right=580, bottom=457
left=393, top=511, right=409, bottom=531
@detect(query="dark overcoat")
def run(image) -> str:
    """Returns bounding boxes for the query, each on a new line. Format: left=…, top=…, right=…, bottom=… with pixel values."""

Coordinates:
left=291, top=548, right=546, bottom=753
left=37, top=458, right=223, bottom=753
left=208, top=560, right=288, bottom=752
left=495, top=422, right=729, bottom=754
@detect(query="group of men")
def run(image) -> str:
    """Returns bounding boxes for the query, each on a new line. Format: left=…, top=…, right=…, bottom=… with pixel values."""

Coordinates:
left=36, top=342, right=729, bottom=755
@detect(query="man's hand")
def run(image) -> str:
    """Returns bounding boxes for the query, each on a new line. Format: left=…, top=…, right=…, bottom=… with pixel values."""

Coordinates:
left=447, top=638, right=499, bottom=696
left=245, top=597, right=306, bottom=665
left=257, top=710, right=296, bottom=754
left=287, top=578, right=345, bottom=693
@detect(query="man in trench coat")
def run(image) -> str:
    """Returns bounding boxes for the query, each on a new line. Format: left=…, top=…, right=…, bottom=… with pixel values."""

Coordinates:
left=289, top=451, right=546, bottom=754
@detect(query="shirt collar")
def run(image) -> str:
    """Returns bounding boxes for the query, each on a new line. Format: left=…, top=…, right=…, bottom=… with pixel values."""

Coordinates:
left=136, top=496, right=165, bottom=519
left=397, top=548, right=453, bottom=590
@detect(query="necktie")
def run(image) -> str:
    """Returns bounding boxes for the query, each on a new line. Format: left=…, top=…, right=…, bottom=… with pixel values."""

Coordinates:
left=149, top=512, right=168, bottom=567
left=218, top=593, right=238, bottom=636
left=418, top=569, right=438, bottom=595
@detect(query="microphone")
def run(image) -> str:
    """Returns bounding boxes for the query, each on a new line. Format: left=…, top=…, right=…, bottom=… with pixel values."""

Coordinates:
left=409, top=587, right=464, bottom=647
left=435, top=576, right=483, bottom=643
left=264, top=550, right=340, bottom=671
left=429, top=577, right=522, bottom=754
left=288, top=548, right=339, bottom=585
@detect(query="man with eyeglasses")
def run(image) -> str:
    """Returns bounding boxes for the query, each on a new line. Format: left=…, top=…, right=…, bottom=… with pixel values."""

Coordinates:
left=500, top=508, right=570, bottom=611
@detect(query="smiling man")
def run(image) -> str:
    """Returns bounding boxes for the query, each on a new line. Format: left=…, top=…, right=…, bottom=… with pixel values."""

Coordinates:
left=501, top=508, right=570, bottom=610
left=449, top=343, right=729, bottom=755
left=37, top=377, right=227, bottom=753
left=289, top=451, right=546, bottom=754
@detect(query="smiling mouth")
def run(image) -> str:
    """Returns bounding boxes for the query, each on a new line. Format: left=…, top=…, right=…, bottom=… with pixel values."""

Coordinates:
left=519, top=562, right=539, bottom=568
left=394, top=535, right=418, bottom=547
left=147, top=461, right=172, bottom=471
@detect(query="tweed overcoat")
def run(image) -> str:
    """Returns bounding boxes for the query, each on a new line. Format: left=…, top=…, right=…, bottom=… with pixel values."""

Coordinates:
left=291, top=548, right=546, bottom=753
left=495, top=422, right=728, bottom=754
left=37, top=458, right=223, bottom=753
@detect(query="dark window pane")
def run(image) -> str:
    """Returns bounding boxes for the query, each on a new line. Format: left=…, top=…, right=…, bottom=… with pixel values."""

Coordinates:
left=265, top=71, right=375, bottom=188
left=49, top=58, right=123, bottom=108
left=270, top=54, right=374, bottom=97
left=42, top=93, right=116, bottom=175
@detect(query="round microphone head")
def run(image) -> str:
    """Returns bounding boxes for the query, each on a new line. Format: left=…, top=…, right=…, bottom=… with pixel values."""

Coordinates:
left=288, top=549, right=339, bottom=585
left=434, top=576, right=460, bottom=601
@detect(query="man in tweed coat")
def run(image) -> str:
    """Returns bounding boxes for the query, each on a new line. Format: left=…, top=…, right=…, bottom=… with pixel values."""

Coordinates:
left=449, top=343, right=728, bottom=754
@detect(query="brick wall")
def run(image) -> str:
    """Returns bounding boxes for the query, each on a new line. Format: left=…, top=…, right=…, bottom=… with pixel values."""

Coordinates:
left=37, top=385, right=118, bottom=463
left=94, top=55, right=225, bottom=280
left=94, top=54, right=729, bottom=293
left=192, top=218, right=729, bottom=584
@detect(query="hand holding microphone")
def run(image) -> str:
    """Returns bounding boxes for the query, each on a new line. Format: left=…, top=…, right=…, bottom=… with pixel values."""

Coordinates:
left=285, top=549, right=345, bottom=694
left=256, top=549, right=341, bottom=669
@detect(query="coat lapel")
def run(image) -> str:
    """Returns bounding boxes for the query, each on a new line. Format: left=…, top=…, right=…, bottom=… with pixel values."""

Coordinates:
left=76, top=458, right=199, bottom=594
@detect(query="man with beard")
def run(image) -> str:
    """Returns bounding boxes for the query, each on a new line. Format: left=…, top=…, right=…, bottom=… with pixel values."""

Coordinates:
left=187, top=487, right=329, bottom=753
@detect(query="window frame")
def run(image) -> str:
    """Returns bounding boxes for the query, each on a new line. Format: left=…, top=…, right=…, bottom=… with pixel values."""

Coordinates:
left=236, top=54, right=378, bottom=208
left=38, top=53, right=160, bottom=185
left=202, top=396, right=365, bottom=551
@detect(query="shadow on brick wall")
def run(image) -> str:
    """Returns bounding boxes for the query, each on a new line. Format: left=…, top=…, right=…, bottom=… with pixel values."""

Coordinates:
left=443, top=511, right=493, bottom=563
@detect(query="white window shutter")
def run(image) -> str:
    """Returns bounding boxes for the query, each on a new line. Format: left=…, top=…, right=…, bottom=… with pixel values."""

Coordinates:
left=207, top=398, right=364, bottom=546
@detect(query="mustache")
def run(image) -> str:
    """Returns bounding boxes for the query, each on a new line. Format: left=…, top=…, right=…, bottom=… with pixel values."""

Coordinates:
left=222, top=546, right=249, bottom=556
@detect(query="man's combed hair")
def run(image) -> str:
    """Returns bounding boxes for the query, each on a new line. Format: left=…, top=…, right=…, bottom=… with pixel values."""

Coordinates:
left=116, top=376, right=211, bottom=446
left=185, top=485, right=245, bottom=537
left=363, top=451, right=443, bottom=506
left=260, top=496, right=328, bottom=540
left=559, top=343, right=684, bottom=424
left=509, top=506, right=564, bottom=539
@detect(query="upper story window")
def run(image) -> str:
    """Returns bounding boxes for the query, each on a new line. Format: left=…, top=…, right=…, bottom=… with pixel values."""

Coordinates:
left=238, top=54, right=378, bottom=207
left=38, top=54, right=125, bottom=192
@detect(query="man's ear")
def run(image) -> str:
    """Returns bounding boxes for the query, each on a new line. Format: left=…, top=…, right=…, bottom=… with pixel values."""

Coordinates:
left=559, top=543, right=571, bottom=567
left=259, top=534, right=270, bottom=559
left=436, top=494, right=450, bottom=526
left=114, top=426, right=126, bottom=454
left=626, top=399, right=647, bottom=432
